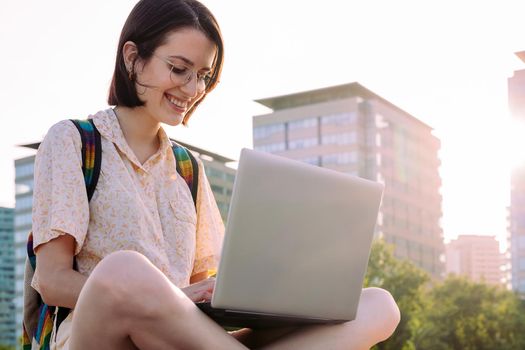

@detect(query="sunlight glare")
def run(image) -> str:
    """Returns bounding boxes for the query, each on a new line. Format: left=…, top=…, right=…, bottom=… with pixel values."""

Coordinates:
left=504, top=119, right=525, bottom=170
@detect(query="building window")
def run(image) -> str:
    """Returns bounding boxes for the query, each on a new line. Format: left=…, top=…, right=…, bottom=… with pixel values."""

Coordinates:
left=211, top=184, right=224, bottom=195
left=321, top=132, right=356, bottom=146
left=254, top=142, right=286, bottom=153
left=289, top=137, right=318, bottom=150
left=321, top=112, right=356, bottom=125
left=15, top=163, right=34, bottom=178
left=288, top=117, right=318, bottom=130
left=253, top=124, right=285, bottom=140
left=322, top=152, right=357, bottom=166
left=14, top=212, right=32, bottom=227
left=206, top=167, right=224, bottom=180
left=15, top=196, right=33, bottom=211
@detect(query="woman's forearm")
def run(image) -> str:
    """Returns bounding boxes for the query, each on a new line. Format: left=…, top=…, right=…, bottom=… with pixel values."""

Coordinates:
left=39, top=267, right=87, bottom=308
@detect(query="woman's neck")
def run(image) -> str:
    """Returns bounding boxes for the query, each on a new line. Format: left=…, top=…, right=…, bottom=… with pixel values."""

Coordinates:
left=113, top=106, right=161, bottom=164
left=113, top=106, right=160, bottom=146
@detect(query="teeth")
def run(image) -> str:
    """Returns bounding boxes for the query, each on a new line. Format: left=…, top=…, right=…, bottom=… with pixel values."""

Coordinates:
left=167, top=95, right=187, bottom=109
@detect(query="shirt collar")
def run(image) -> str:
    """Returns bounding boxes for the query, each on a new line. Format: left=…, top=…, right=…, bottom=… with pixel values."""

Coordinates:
left=92, top=108, right=172, bottom=170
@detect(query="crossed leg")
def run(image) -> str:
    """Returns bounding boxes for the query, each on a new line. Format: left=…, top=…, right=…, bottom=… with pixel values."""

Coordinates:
left=69, top=251, right=399, bottom=350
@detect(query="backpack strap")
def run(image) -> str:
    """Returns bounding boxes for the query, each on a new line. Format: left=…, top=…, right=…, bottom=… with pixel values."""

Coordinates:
left=171, top=140, right=199, bottom=206
left=70, top=119, right=102, bottom=201
left=56, top=119, right=102, bottom=329
left=23, top=119, right=103, bottom=349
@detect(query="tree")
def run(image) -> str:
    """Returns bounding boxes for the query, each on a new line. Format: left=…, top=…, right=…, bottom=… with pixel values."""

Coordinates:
left=365, top=240, right=525, bottom=349
left=364, top=240, right=429, bottom=350
left=416, top=276, right=525, bottom=350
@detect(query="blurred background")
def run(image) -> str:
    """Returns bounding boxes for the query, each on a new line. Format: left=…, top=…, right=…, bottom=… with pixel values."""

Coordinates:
left=1, top=0, right=525, bottom=348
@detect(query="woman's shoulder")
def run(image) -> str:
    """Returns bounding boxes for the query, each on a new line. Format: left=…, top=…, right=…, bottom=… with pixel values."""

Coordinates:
left=39, top=115, right=97, bottom=156
left=43, top=111, right=102, bottom=146
left=45, top=119, right=80, bottom=139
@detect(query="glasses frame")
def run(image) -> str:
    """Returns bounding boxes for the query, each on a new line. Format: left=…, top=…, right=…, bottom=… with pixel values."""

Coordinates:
left=152, top=53, right=213, bottom=92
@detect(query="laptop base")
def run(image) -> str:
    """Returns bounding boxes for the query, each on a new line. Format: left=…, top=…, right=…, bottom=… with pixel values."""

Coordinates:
left=196, top=302, right=346, bottom=329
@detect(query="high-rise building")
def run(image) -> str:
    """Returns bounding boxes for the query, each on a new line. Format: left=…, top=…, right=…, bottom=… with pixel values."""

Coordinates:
left=0, top=207, right=16, bottom=346
left=253, top=82, right=444, bottom=277
left=508, top=51, right=525, bottom=294
left=14, top=154, right=36, bottom=342
left=13, top=138, right=235, bottom=341
left=446, top=235, right=504, bottom=286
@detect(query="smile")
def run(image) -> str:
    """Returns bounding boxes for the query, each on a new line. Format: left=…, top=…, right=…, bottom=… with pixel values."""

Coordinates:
left=166, top=94, right=188, bottom=109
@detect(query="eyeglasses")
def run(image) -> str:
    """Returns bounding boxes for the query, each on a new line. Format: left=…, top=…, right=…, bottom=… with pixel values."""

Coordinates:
left=152, top=54, right=213, bottom=92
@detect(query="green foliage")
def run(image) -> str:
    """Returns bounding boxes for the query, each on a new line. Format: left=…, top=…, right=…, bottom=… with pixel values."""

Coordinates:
left=416, top=276, right=525, bottom=350
left=365, top=239, right=525, bottom=350
left=365, top=240, right=430, bottom=350
left=0, top=345, right=16, bottom=350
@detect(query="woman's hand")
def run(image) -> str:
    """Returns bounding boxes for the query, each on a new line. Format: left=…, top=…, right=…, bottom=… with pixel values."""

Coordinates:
left=182, top=277, right=215, bottom=302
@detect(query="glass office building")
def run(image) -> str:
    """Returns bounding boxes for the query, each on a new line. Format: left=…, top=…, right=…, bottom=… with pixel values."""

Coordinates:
left=0, top=206, right=16, bottom=347
left=508, top=51, right=525, bottom=293
left=253, top=83, right=444, bottom=277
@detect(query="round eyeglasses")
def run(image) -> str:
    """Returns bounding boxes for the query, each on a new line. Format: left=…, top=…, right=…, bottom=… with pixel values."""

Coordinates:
left=152, top=54, right=213, bottom=92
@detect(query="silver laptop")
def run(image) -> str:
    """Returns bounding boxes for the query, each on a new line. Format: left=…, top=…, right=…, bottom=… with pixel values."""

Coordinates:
left=196, top=148, right=384, bottom=328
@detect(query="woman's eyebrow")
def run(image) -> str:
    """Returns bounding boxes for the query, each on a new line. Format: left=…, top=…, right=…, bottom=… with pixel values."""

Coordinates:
left=168, top=55, right=212, bottom=71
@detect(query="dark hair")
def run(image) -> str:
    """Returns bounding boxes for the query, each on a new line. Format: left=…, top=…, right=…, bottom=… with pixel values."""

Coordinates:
left=107, top=0, right=224, bottom=125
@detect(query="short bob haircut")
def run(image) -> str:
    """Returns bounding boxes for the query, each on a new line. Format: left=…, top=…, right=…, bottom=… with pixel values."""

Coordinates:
left=107, top=0, right=224, bottom=125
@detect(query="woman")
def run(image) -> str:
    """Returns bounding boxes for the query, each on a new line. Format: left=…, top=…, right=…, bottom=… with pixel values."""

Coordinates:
left=31, top=0, right=400, bottom=349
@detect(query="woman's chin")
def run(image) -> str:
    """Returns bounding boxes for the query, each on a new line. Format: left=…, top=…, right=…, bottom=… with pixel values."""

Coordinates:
left=163, top=114, right=185, bottom=127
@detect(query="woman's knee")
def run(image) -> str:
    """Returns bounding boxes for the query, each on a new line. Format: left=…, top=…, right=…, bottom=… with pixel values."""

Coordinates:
left=83, top=250, right=183, bottom=318
left=359, top=287, right=400, bottom=341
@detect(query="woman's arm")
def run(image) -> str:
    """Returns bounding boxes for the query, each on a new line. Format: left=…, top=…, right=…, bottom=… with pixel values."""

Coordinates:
left=35, top=233, right=87, bottom=308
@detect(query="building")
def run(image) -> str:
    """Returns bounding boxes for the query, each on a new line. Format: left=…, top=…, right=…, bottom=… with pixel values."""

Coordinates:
left=508, top=51, right=525, bottom=293
left=446, top=235, right=504, bottom=286
left=253, top=82, right=444, bottom=276
left=13, top=138, right=235, bottom=341
left=0, top=207, right=16, bottom=346
left=13, top=155, right=34, bottom=342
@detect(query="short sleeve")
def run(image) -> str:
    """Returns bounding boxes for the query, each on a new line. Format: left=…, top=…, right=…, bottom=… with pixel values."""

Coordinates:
left=32, top=120, right=89, bottom=255
left=192, top=158, right=224, bottom=276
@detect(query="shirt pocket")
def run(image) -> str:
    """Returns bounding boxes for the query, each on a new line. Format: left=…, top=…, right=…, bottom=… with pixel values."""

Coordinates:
left=170, top=198, right=197, bottom=226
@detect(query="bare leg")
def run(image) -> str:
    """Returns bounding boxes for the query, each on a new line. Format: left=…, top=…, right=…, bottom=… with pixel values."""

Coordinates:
left=69, top=250, right=247, bottom=350
left=241, top=287, right=400, bottom=350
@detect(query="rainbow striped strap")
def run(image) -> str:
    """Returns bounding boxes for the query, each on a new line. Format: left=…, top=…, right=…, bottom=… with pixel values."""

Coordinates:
left=171, top=141, right=199, bottom=206
left=70, top=119, right=102, bottom=201
left=23, top=120, right=102, bottom=349
left=22, top=324, right=32, bottom=350
left=35, top=305, right=53, bottom=349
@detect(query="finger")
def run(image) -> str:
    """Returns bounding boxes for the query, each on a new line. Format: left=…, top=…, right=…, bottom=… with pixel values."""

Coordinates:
left=203, top=291, right=213, bottom=301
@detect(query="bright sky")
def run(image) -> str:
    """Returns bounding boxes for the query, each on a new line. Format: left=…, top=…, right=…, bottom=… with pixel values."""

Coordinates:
left=1, top=0, right=524, bottom=249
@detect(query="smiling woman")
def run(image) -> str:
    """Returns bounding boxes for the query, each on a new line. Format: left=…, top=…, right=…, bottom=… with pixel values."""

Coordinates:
left=113, top=28, right=217, bottom=132
left=22, top=0, right=399, bottom=349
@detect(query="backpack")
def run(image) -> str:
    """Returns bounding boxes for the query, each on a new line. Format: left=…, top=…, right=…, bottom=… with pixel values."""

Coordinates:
left=22, top=119, right=199, bottom=350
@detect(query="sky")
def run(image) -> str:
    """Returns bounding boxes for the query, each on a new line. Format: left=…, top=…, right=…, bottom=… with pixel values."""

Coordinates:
left=1, top=0, right=524, bottom=249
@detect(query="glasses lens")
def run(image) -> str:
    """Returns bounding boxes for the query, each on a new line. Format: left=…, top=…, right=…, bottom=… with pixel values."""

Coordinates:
left=166, top=59, right=210, bottom=92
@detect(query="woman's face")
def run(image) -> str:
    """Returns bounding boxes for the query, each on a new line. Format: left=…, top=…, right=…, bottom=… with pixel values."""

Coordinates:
left=132, top=27, right=217, bottom=126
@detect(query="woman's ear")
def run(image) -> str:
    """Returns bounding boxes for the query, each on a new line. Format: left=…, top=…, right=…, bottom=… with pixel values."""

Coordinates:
left=122, top=41, right=139, bottom=74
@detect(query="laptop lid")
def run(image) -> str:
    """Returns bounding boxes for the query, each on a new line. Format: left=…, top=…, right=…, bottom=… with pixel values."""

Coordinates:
left=212, top=148, right=384, bottom=321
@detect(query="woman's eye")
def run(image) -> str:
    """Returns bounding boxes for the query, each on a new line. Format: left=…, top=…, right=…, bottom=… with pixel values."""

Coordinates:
left=199, top=73, right=212, bottom=82
left=171, top=66, right=187, bottom=75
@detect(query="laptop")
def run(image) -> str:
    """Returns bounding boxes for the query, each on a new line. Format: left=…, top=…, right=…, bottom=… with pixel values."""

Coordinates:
left=196, top=148, right=384, bottom=329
